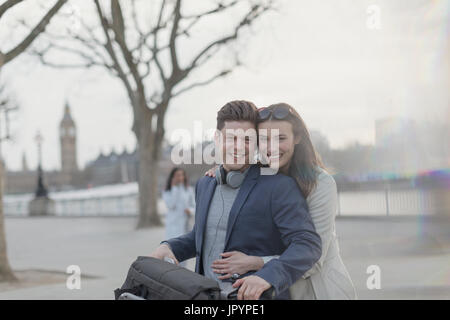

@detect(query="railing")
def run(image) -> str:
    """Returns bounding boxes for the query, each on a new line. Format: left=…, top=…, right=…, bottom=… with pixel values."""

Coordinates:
left=3, top=183, right=446, bottom=217
left=3, top=182, right=167, bottom=217
left=337, top=188, right=439, bottom=217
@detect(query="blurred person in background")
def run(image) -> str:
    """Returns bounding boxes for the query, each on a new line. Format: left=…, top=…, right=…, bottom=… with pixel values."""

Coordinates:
left=163, top=167, right=195, bottom=267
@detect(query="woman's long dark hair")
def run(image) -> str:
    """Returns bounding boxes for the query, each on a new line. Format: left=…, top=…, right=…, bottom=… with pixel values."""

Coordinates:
left=165, top=167, right=188, bottom=191
left=257, top=103, right=325, bottom=198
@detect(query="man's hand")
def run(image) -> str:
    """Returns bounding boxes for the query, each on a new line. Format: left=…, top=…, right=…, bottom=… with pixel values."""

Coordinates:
left=150, top=244, right=179, bottom=265
left=232, top=275, right=271, bottom=300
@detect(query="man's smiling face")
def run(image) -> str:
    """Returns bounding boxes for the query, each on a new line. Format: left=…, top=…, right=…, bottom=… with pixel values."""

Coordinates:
left=216, top=120, right=257, bottom=172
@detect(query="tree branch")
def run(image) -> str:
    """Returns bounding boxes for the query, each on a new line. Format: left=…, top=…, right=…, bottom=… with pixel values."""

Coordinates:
left=111, top=0, right=126, bottom=44
left=184, top=2, right=272, bottom=74
left=178, top=0, right=239, bottom=37
left=93, top=0, right=136, bottom=106
left=168, top=0, right=182, bottom=77
left=106, top=0, right=148, bottom=105
left=32, top=43, right=113, bottom=70
left=0, top=0, right=23, bottom=20
left=151, top=0, right=168, bottom=85
left=172, top=68, right=233, bottom=98
left=2, top=0, right=68, bottom=66
left=183, top=0, right=239, bottom=19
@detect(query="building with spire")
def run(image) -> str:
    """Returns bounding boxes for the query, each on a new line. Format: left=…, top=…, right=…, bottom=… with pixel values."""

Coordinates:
left=60, top=102, right=78, bottom=174
left=5, top=101, right=85, bottom=193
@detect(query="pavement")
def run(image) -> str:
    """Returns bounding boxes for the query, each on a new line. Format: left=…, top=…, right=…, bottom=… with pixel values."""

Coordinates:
left=0, top=215, right=449, bottom=299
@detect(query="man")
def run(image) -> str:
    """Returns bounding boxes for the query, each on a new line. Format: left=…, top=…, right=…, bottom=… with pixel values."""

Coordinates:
left=151, top=100, right=321, bottom=300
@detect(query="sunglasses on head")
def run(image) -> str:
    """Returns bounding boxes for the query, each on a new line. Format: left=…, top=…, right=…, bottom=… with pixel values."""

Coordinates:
left=258, top=105, right=294, bottom=121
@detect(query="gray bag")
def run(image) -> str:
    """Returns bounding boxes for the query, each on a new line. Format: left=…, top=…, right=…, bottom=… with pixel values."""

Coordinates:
left=114, top=256, right=222, bottom=300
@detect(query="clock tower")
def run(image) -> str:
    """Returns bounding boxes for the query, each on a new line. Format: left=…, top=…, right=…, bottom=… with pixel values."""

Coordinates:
left=59, top=102, right=78, bottom=174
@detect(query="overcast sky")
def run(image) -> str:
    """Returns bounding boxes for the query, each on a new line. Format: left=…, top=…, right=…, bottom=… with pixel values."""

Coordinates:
left=1, top=0, right=448, bottom=171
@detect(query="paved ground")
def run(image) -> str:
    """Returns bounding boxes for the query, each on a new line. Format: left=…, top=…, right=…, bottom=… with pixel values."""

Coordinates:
left=0, top=216, right=449, bottom=299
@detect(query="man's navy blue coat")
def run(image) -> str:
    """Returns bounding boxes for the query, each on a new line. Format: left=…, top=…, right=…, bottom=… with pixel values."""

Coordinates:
left=166, top=165, right=322, bottom=299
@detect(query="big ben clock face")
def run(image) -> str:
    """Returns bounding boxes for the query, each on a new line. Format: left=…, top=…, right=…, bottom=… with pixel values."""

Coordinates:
left=69, top=127, right=75, bottom=137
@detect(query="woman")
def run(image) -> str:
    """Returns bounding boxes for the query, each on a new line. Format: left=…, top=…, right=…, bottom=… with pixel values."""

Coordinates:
left=206, top=103, right=356, bottom=299
left=163, top=167, right=195, bottom=266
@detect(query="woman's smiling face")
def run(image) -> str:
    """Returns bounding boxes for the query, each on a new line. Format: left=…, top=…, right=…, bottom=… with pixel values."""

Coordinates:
left=258, top=120, right=300, bottom=173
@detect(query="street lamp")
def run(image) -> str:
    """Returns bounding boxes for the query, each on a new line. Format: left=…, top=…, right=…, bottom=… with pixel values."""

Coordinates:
left=34, top=130, right=48, bottom=197
left=29, top=130, right=55, bottom=216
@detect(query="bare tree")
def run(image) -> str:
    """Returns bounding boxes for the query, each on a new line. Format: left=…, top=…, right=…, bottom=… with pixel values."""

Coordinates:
left=0, top=83, right=18, bottom=282
left=0, top=0, right=67, bottom=282
left=34, top=0, right=274, bottom=228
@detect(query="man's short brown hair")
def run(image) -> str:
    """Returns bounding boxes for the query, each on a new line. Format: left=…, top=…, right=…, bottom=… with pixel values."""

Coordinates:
left=216, top=100, right=258, bottom=131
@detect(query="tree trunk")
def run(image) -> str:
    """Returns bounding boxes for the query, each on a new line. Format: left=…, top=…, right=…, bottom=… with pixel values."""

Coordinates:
left=136, top=138, right=162, bottom=228
left=134, top=107, right=163, bottom=229
left=0, top=159, right=17, bottom=282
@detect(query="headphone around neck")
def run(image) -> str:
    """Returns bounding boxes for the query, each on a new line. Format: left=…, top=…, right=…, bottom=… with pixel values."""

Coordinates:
left=215, top=165, right=246, bottom=189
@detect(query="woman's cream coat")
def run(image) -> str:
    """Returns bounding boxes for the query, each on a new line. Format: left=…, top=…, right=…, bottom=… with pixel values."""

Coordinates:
left=266, top=169, right=357, bottom=299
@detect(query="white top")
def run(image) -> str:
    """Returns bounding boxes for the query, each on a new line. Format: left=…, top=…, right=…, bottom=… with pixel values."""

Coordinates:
left=162, top=185, right=195, bottom=240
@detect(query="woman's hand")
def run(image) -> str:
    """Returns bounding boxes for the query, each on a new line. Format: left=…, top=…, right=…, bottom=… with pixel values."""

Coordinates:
left=211, top=251, right=264, bottom=280
left=204, top=165, right=218, bottom=177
